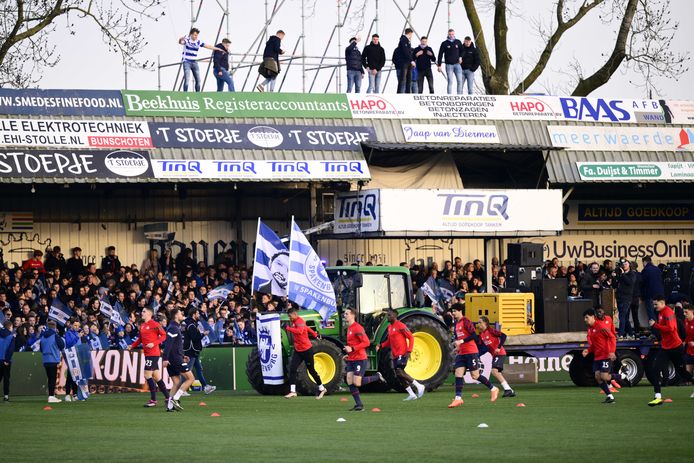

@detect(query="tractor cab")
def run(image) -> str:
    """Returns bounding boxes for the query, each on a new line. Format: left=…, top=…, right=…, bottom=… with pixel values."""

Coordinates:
left=327, top=266, right=413, bottom=341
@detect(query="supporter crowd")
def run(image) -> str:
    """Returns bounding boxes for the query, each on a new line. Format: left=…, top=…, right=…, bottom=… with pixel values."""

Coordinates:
left=1, top=243, right=688, bottom=353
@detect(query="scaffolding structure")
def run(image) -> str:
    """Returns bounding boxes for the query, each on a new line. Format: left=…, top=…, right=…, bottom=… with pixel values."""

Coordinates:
left=158, top=0, right=457, bottom=93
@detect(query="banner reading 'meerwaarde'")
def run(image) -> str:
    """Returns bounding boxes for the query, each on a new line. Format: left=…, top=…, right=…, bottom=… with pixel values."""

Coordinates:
left=122, top=90, right=352, bottom=119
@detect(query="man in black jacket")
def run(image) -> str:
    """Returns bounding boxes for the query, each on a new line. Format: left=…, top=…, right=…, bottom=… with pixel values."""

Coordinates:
left=460, top=36, right=480, bottom=95
left=258, top=30, right=285, bottom=92
left=436, top=29, right=463, bottom=94
left=183, top=308, right=216, bottom=395
left=213, top=38, right=234, bottom=92
left=362, top=34, right=385, bottom=93
left=616, top=260, right=637, bottom=338
left=394, top=28, right=414, bottom=93
left=412, top=36, right=435, bottom=94
left=100, top=246, right=121, bottom=277
left=345, top=37, right=364, bottom=93
left=164, top=308, right=194, bottom=412
left=580, top=262, right=601, bottom=307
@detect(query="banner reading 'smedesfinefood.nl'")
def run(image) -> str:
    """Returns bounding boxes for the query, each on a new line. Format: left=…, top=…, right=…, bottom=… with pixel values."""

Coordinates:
left=0, top=119, right=152, bottom=149
left=122, top=90, right=352, bottom=118
left=0, top=89, right=125, bottom=116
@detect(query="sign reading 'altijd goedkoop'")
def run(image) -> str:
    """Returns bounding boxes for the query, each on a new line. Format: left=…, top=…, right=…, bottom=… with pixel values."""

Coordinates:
left=148, top=122, right=375, bottom=150
left=122, top=90, right=352, bottom=118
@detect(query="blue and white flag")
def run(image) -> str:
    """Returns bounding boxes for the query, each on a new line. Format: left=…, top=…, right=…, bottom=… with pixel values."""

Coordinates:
left=208, top=284, right=233, bottom=301
left=64, top=343, right=93, bottom=400
left=198, top=319, right=219, bottom=346
left=439, top=279, right=456, bottom=303
left=107, top=301, right=129, bottom=328
left=87, top=333, right=104, bottom=351
left=30, top=338, right=41, bottom=352
left=421, top=276, right=443, bottom=306
left=252, top=219, right=289, bottom=297
left=48, top=299, right=73, bottom=326
left=287, top=219, right=336, bottom=324
left=256, top=313, right=283, bottom=385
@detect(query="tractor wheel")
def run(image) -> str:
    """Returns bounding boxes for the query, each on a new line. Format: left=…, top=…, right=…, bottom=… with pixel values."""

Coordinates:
left=644, top=351, right=682, bottom=387
left=245, top=347, right=289, bottom=395
left=295, top=339, right=345, bottom=396
left=380, top=316, right=451, bottom=392
left=615, top=350, right=644, bottom=387
left=569, top=352, right=596, bottom=387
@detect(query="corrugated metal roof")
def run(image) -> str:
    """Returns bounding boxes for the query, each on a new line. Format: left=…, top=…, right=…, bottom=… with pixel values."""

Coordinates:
left=361, top=141, right=557, bottom=152
left=546, top=150, right=694, bottom=184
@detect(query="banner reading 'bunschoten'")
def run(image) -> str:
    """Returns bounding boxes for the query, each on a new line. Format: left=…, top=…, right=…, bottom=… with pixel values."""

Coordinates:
left=122, top=90, right=352, bottom=119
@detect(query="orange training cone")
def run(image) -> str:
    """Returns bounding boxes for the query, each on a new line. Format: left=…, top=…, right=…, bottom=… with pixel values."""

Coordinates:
left=371, top=408, right=381, bottom=412
left=43, top=406, right=53, bottom=411
left=210, top=412, right=221, bottom=417
left=199, top=402, right=207, bottom=406
left=516, top=403, right=526, bottom=407
left=471, top=394, right=479, bottom=398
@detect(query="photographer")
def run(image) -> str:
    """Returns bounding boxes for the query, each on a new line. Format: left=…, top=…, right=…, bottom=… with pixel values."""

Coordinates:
left=615, top=260, right=637, bottom=338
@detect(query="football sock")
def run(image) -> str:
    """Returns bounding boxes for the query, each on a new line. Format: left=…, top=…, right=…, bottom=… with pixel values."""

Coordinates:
left=607, top=393, right=614, bottom=400
left=599, top=382, right=611, bottom=395
left=290, top=384, right=296, bottom=393
left=455, top=377, right=464, bottom=398
left=655, top=392, right=662, bottom=399
left=318, top=384, right=326, bottom=392
left=146, top=378, right=157, bottom=401
left=173, top=390, right=183, bottom=401
left=405, top=386, right=415, bottom=397
left=412, top=380, right=423, bottom=388
left=157, top=380, right=170, bottom=399
left=500, top=381, right=511, bottom=391
left=349, top=384, right=363, bottom=407
left=477, top=375, right=493, bottom=390
left=361, top=375, right=380, bottom=385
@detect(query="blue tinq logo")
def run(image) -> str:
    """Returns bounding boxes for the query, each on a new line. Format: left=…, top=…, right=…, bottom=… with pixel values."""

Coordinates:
left=439, top=193, right=509, bottom=220
left=560, top=98, right=631, bottom=122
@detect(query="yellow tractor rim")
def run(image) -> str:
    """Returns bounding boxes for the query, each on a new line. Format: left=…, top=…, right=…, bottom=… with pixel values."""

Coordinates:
left=406, top=331, right=442, bottom=381
left=310, top=352, right=336, bottom=384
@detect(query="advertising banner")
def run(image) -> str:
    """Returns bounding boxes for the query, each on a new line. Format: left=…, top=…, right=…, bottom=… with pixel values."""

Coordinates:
left=401, top=123, right=499, bottom=143
left=348, top=94, right=689, bottom=123
left=0, top=119, right=152, bottom=149
left=0, top=149, right=153, bottom=178
left=0, top=212, right=33, bottom=232
left=577, top=203, right=694, bottom=222
left=548, top=126, right=694, bottom=151
left=576, top=162, right=694, bottom=181
left=333, top=189, right=380, bottom=234
left=122, top=90, right=351, bottom=118
left=256, top=313, right=284, bottom=385
left=0, top=89, right=125, bottom=116
left=378, top=189, right=563, bottom=233
left=149, top=122, right=375, bottom=150
left=151, top=159, right=369, bottom=181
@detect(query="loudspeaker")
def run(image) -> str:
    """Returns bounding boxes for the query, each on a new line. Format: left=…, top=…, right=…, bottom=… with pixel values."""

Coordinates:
left=539, top=301, right=568, bottom=333
left=663, top=262, right=692, bottom=295
left=530, top=279, right=568, bottom=333
left=506, top=265, right=542, bottom=289
left=507, top=243, right=544, bottom=266
left=600, top=288, right=616, bottom=316
left=568, top=299, right=593, bottom=332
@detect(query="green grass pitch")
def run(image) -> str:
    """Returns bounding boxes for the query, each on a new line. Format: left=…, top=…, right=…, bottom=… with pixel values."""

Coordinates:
left=1, top=383, right=691, bottom=463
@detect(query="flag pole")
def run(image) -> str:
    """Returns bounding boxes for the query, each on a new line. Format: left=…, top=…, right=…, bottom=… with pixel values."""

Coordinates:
left=250, top=217, right=260, bottom=299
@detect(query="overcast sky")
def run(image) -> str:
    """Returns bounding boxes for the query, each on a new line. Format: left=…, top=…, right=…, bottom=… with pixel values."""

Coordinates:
left=39, top=0, right=693, bottom=99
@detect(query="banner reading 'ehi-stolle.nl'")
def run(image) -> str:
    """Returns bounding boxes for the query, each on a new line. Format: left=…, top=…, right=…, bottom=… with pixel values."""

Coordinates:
left=121, top=90, right=352, bottom=118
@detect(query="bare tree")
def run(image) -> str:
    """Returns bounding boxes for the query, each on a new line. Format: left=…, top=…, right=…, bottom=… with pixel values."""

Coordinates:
left=462, top=0, right=689, bottom=96
left=0, top=0, right=165, bottom=88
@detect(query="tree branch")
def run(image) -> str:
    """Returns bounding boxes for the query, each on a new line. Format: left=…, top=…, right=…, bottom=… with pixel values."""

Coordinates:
left=572, top=0, right=639, bottom=96
left=461, top=0, right=495, bottom=87
left=512, top=0, right=604, bottom=94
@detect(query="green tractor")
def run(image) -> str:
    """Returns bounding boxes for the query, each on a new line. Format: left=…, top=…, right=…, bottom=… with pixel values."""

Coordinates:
left=246, top=266, right=452, bottom=395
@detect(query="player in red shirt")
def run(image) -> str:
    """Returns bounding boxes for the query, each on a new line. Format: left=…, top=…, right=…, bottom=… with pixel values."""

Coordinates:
left=284, top=307, right=326, bottom=399
left=127, top=307, right=169, bottom=407
left=343, top=307, right=384, bottom=411
left=448, top=303, right=499, bottom=408
left=478, top=316, right=515, bottom=398
left=596, top=306, right=624, bottom=390
left=646, top=295, right=688, bottom=406
left=377, top=308, right=424, bottom=401
left=683, top=303, right=694, bottom=399
left=582, top=308, right=618, bottom=404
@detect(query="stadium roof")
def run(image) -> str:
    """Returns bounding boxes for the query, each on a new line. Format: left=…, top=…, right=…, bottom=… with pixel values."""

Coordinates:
left=546, top=150, right=694, bottom=184
left=361, top=141, right=558, bottom=152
